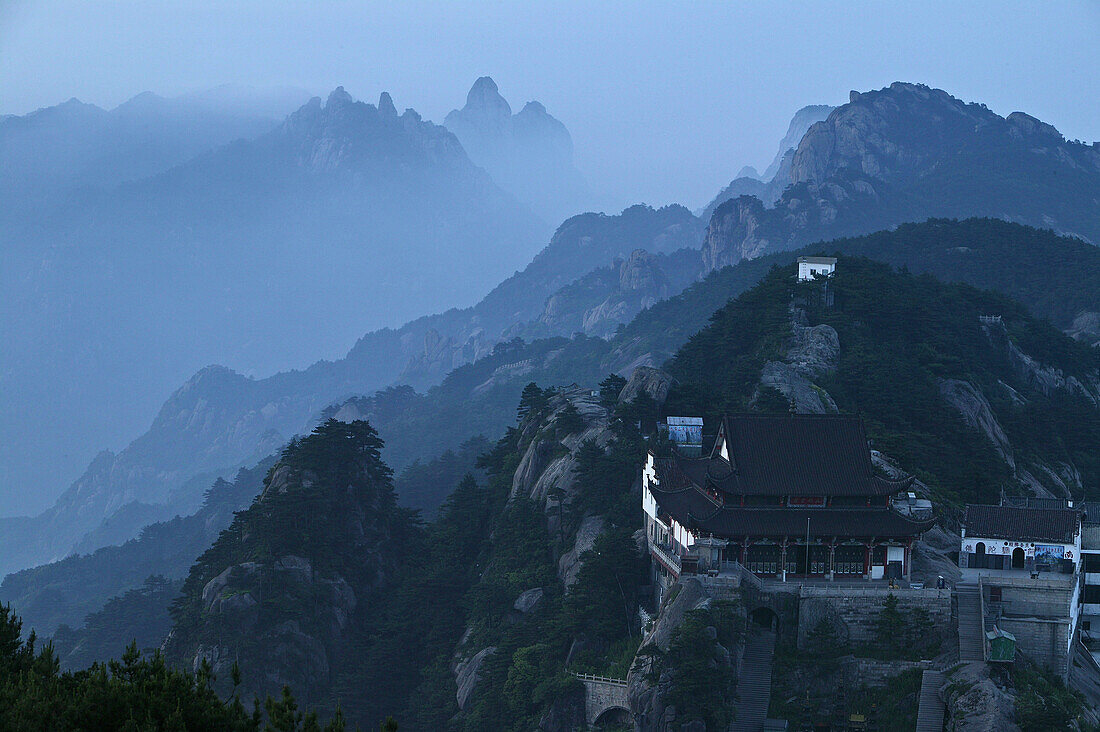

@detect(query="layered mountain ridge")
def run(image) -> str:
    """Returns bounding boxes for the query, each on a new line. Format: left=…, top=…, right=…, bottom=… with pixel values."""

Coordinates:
left=1, top=84, right=548, bottom=520
left=444, top=76, right=590, bottom=223
left=0, top=204, right=703, bottom=578
left=6, top=81, right=1100, bottom=584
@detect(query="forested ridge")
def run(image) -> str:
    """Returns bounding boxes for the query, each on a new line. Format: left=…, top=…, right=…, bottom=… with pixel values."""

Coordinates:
left=5, top=220, right=1100, bottom=730
left=665, top=256, right=1100, bottom=506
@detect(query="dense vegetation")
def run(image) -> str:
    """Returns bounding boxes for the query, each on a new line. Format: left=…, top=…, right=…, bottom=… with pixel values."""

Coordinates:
left=321, top=219, right=1100, bottom=515
left=0, top=457, right=274, bottom=642
left=50, top=575, right=182, bottom=671
left=392, top=435, right=490, bottom=517
left=0, top=604, right=345, bottom=731
left=665, top=256, right=1100, bottom=506
left=804, top=218, right=1100, bottom=330
left=165, top=419, right=422, bottom=712
left=1013, top=665, right=1086, bottom=731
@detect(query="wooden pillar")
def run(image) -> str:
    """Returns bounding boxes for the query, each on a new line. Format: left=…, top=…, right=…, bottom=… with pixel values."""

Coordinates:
left=828, top=540, right=836, bottom=581
left=740, top=538, right=748, bottom=565
left=780, top=539, right=788, bottom=582
left=864, top=542, right=872, bottom=581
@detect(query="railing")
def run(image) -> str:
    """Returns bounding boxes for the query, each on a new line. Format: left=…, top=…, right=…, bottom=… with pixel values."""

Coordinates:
left=573, top=672, right=628, bottom=687
left=649, top=542, right=682, bottom=573
left=720, top=559, right=764, bottom=591
left=978, top=575, right=988, bottom=662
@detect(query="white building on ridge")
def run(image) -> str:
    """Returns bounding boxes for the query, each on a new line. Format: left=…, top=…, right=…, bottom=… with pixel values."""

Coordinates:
left=797, top=256, right=837, bottom=282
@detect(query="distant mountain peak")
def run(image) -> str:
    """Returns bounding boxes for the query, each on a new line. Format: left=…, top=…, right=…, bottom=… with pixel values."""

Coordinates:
left=454, top=75, right=512, bottom=123
left=444, top=76, right=588, bottom=222
left=378, top=91, right=397, bottom=117
left=326, top=86, right=354, bottom=108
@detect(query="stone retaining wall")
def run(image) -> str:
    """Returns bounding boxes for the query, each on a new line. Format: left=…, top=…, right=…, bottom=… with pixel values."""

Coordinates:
left=796, top=587, right=951, bottom=649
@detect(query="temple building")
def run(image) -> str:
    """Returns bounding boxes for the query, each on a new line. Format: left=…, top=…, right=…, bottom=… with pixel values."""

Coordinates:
left=642, top=414, right=935, bottom=600
left=958, top=500, right=1083, bottom=679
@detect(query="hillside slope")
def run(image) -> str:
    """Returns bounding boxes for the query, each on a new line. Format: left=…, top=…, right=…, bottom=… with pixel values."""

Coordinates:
left=164, top=419, right=416, bottom=707
left=664, top=257, right=1100, bottom=505
left=0, top=205, right=702, bottom=579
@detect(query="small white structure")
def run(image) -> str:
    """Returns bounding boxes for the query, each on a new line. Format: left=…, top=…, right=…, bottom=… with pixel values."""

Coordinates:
left=797, top=256, right=837, bottom=282
left=664, top=416, right=703, bottom=446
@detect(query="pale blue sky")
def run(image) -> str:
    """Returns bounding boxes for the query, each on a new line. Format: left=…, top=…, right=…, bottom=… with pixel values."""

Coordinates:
left=3, top=1, right=1099, bottom=209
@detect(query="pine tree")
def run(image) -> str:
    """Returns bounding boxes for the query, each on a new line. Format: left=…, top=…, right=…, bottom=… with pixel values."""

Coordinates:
left=598, top=373, right=627, bottom=409
left=516, top=382, right=549, bottom=423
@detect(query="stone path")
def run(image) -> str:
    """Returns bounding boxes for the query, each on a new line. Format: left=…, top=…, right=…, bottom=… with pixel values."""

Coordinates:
left=957, top=582, right=985, bottom=662
left=915, top=669, right=946, bottom=732
left=731, top=629, right=776, bottom=732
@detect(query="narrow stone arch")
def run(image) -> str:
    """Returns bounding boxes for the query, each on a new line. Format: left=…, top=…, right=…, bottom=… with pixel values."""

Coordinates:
left=750, top=606, right=779, bottom=631
left=579, top=676, right=633, bottom=727
left=592, top=705, right=632, bottom=727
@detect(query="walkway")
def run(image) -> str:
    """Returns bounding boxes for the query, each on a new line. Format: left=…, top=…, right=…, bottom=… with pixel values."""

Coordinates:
left=957, top=582, right=985, bottom=662
left=915, top=670, right=946, bottom=732
left=731, top=629, right=776, bottom=732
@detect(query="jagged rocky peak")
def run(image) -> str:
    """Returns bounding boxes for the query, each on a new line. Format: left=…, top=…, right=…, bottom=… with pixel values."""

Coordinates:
left=464, top=75, right=513, bottom=118
left=789, top=81, right=1073, bottom=186
left=444, top=76, right=588, bottom=222
left=761, top=103, right=835, bottom=180
left=699, top=103, right=833, bottom=217
left=280, top=85, right=470, bottom=172
left=326, top=85, right=353, bottom=107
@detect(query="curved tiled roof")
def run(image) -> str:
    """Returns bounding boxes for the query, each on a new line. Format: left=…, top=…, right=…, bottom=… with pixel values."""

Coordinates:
left=964, top=504, right=1079, bottom=544
left=664, top=414, right=912, bottom=497
left=718, top=414, right=911, bottom=496
left=648, top=481, right=933, bottom=538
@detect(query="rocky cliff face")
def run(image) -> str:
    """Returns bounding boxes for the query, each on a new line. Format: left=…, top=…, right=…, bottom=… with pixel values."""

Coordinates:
left=163, top=420, right=406, bottom=706
left=525, top=247, right=702, bottom=340
left=756, top=306, right=840, bottom=414
left=700, top=82, right=1100, bottom=272
left=700, top=103, right=834, bottom=218
left=445, top=76, right=591, bottom=223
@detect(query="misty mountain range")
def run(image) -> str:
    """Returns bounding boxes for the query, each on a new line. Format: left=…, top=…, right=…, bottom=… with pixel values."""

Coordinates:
left=3, top=79, right=1100, bottom=583
left=2, top=78, right=587, bottom=517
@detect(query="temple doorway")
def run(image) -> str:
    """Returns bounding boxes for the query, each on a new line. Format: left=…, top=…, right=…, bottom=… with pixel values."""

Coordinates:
left=974, top=542, right=987, bottom=569
left=1012, top=547, right=1025, bottom=569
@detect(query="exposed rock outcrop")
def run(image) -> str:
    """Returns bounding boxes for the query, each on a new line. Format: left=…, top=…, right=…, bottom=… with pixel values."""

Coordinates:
left=938, top=379, right=1015, bottom=469
left=757, top=307, right=839, bottom=413
left=943, top=661, right=1020, bottom=732
left=454, top=646, right=498, bottom=711
left=629, top=578, right=740, bottom=732
left=559, top=515, right=606, bottom=588
left=511, top=387, right=614, bottom=505
left=700, top=82, right=1100, bottom=273
left=619, top=366, right=675, bottom=406
left=1068, top=310, right=1100, bottom=348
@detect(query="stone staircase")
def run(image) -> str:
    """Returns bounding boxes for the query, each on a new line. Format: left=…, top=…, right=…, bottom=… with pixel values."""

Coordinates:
left=915, top=669, right=946, bottom=732
left=957, top=582, right=985, bottom=663
left=731, top=629, right=776, bottom=732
